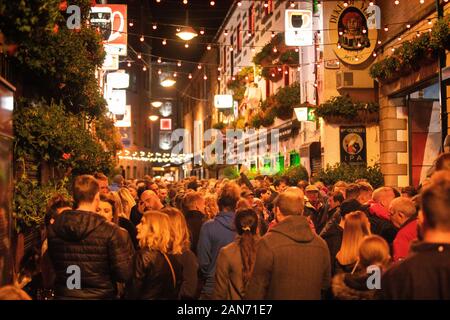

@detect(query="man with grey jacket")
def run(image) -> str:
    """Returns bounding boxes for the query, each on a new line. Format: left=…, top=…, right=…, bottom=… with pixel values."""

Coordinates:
left=245, top=189, right=331, bottom=300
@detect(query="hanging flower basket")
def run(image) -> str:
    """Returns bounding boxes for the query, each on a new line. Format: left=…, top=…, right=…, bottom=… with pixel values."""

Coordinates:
left=322, top=110, right=379, bottom=125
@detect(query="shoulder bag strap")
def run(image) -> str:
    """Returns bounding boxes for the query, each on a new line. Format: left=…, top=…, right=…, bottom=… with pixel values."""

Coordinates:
left=162, top=252, right=176, bottom=288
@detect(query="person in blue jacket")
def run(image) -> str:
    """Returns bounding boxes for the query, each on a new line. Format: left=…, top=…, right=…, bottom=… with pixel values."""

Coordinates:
left=197, top=182, right=241, bottom=299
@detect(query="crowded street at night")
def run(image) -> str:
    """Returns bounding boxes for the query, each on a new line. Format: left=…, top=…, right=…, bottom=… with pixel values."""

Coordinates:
left=0, top=0, right=450, bottom=311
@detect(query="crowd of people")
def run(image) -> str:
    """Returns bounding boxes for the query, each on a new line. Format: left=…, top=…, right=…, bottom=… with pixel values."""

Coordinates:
left=1, top=152, right=450, bottom=300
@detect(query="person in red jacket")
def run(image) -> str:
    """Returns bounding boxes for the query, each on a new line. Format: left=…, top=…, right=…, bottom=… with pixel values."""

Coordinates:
left=389, top=197, right=418, bottom=261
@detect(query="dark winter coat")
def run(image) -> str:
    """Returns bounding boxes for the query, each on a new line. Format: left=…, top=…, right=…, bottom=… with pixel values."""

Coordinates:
left=126, top=248, right=183, bottom=300
left=119, top=216, right=139, bottom=250
left=197, top=211, right=236, bottom=296
left=320, top=222, right=343, bottom=276
left=175, top=249, right=199, bottom=300
left=130, top=204, right=142, bottom=227
left=213, top=237, right=259, bottom=300
left=379, top=242, right=450, bottom=299
left=361, top=205, right=398, bottom=244
left=47, top=210, right=134, bottom=300
left=332, top=273, right=377, bottom=300
left=184, top=210, right=208, bottom=254
left=245, top=215, right=331, bottom=300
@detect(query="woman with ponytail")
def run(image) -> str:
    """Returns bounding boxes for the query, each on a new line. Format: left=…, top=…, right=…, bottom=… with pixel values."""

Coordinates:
left=213, top=209, right=259, bottom=300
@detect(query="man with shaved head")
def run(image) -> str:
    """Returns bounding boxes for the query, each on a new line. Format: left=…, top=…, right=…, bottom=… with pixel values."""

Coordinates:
left=130, top=190, right=163, bottom=226
left=389, top=197, right=418, bottom=261
left=245, top=190, right=331, bottom=300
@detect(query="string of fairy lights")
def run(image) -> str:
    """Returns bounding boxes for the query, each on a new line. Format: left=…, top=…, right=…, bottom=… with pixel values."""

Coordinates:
left=117, top=150, right=194, bottom=163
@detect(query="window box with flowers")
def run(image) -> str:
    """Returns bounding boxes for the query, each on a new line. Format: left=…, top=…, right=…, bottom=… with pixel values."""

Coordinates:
left=315, top=95, right=379, bottom=125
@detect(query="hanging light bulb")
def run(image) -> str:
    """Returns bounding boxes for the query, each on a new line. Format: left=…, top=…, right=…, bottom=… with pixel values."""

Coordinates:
left=357, top=42, right=362, bottom=47
left=157, top=57, right=162, bottom=63
left=152, top=23, right=157, bottom=30
left=420, top=0, right=424, bottom=4
left=185, top=43, right=189, bottom=48
left=373, top=52, right=377, bottom=57
left=177, top=61, right=182, bottom=67
left=127, top=61, right=131, bottom=67
left=398, top=37, right=402, bottom=41
left=290, top=1, right=295, bottom=8
left=378, top=40, right=382, bottom=45
left=198, top=64, right=202, bottom=69
left=162, top=39, right=167, bottom=45
left=273, top=47, right=277, bottom=53
left=143, top=66, right=147, bottom=71
left=362, top=29, right=367, bottom=34
left=295, top=48, right=299, bottom=52
left=264, top=1, right=269, bottom=8
left=237, top=1, right=242, bottom=6
left=251, top=47, right=255, bottom=52
left=406, top=24, right=411, bottom=29
left=284, top=70, right=289, bottom=75
left=140, top=35, right=144, bottom=42
left=277, top=67, right=282, bottom=72
left=129, top=21, right=134, bottom=27
left=271, top=31, right=275, bottom=38
left=183, top=0, right=188, bottom=4
left=224, top=29, right=229, bottom=36
left=384, top=25, right=389, bottom=31
left=337, top=43, right=342, bottom=49
left=369, top=1, right=374, bottom=5
left=137, top=53, right=142, bottom=59
left=416, top=31, right=421, bottom=37
left=428, top=19, right=432, bottom=25
left=188, top=73, right=192, bottom=79
left=271, top=72, right=275, bottom=77
left=207, top=44, right=212, bottom=50
left=339, top=31, right=343, bottom=36
left=232, top=76, right=236, bottom=81
left=394, top=0, right=399, bottom=5
left=158, top=69, right=162, bottom=75
left=343, top=1, right=349, bottom=7
left=218, top=76, right=222, bottom=81
left=229, top=46, right=234, bottom=51
left=156, top=0, right=161, bottom=3
left=203, top=75, right=208, bottom=80
left=210, top=1, right=215, bottom=6
left=200, top=28, right=205, bottom=35
left=173, top=72, right=177, bottom=77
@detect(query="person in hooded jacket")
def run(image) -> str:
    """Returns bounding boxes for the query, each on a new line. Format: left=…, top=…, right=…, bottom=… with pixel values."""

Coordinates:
left=47, top=175, right=134, bottom=300
left=245, top=189, right=331, bottom=300
left=332, top=235, right=390, bottom=300
left=197, top=182, right=241, bottom=299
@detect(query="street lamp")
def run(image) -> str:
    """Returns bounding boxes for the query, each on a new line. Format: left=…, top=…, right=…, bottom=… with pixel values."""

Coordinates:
left=176, top=26, right=198, bottom=41
left=176, top=10, right=197, bottom=41
left=151, top=101, right=163, bottom=108
left=160, top=76, right=176, bottom=87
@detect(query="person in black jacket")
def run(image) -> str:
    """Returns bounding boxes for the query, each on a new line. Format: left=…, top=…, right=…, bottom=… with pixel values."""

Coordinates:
left=182, top=192, right=208, bottom=254
left=130, top=190, right=163, bottom=227
left=163, top=207, right=199, bottom=300
left=126, top=211, right=183, bottom=300
left=47, top=175, right=134, bottom=300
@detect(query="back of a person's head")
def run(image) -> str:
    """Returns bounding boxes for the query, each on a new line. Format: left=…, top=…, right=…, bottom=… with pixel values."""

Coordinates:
left=218, top=182, right=241, bottom=211
left=73, top=175, right=99, bottom=207
left=273, top=190, right=304, bottom=217
left=0, top=285, right=31, bottom=300
left=187, top=180, right=199, bottom=191
left=113, top=174, right=124, bottom=184
left=357, top=181, right=374, bottom=193
left=340, top=199, right=362, bottom=218
left=182, top=191, right=204, bottom=212
left=345, top=183, right=361, bottom=200
left=161, top=207, right=190, bottom=254
left=94, top=172, right=108, bottom=182
left=358, top=235, right=390, bottom=269
left=137, top=185, right=148, bottom=200
left=297, top=180, right=309, bottom=191
left=235, top=208, right=258, bottom=236
left=372, top=187, right=393, bottom=202
left=330, top=191, right=345, bottom=204
left=337, top=211, right=371, bottom=265
left=334, top=181, right=348, bottom=190
left=435, top=152, right=450, bottom=172
left=46, top=193, right=72, bottom=225
left=421, top=171, right=450, bottom=232
left=390, top=197, right=417, bottom=218
left=400, top=186, right=418, bottom=198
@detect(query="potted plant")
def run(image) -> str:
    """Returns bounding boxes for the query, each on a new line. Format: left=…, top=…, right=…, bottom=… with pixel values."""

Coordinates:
left=279, top=50, right=299, bottom=65
left=431, top=16, right=450, bottom=51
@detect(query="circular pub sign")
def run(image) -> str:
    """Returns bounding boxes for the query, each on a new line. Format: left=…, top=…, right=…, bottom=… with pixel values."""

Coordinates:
left=329, top=1, right=377, bottom=65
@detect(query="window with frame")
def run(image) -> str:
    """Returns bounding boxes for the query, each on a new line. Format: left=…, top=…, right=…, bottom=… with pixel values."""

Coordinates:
left=248, top=3, right=255, bottom=35
left=265, top=0, right=274, bottom=16
left=237, top=23, right=242, bottom=52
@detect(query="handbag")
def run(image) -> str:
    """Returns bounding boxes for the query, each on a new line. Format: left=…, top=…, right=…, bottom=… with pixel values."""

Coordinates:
left=162, top=252, right=176, bottom=288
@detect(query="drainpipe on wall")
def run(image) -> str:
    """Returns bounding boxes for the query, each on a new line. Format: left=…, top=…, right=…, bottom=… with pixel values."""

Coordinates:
left=436, top=0, right=448, bottom=149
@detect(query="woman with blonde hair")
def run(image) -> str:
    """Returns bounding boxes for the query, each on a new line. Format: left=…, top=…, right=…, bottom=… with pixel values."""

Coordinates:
left=118, top=187, right=136, bottom=219
left=126, top=211, right=183, bottom=300
left=335, top=211, right=371, bottom=274
left=162, top=207, right=199, bottom=300
left=204, top=194, right=219, bottom=220
left=332, top=235, right=390, bottom=300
